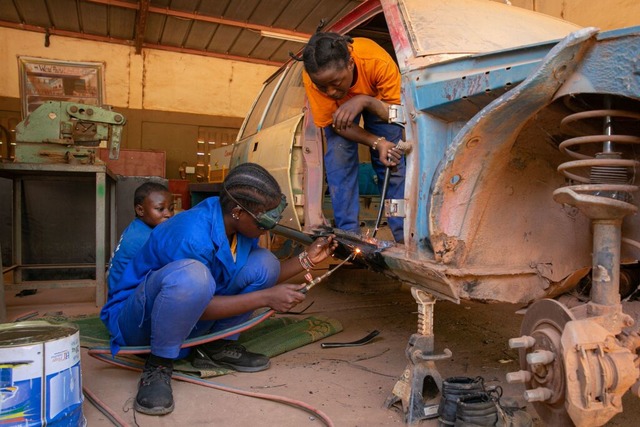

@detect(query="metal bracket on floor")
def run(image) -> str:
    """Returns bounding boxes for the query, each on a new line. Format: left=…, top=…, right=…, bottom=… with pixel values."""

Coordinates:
left=385, top=288, right=451, bottom=424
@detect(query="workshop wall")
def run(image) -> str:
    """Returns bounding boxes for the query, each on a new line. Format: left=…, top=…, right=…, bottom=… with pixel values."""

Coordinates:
left=509, top=0, right=640, bottom=30
left=0, top=26, right=276, bottom=270
left=0, top=26, right=277, bottom=178
left=0, top=27, right=276, bottom=115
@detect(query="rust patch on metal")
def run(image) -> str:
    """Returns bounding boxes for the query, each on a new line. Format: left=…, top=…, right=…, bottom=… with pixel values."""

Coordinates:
left=431, top=233, right=465, bottom=264
left=508, top=156, right=527, bottom=170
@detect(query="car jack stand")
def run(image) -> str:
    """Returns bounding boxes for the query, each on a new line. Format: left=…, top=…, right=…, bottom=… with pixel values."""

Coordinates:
left=385, top=288, right=452, bottom=424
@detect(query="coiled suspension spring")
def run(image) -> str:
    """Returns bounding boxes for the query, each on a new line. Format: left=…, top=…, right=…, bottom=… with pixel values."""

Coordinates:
left=557, top=105, right=640, bottom=206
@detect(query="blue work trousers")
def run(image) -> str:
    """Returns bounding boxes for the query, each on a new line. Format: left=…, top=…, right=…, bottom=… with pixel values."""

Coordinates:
left=324, top=110, right=405, bottom=242
left=115, top=248, right=280, bottom=359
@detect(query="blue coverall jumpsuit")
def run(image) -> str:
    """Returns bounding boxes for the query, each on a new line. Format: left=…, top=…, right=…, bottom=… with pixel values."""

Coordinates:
left=100, top=197, right=280, bottom=358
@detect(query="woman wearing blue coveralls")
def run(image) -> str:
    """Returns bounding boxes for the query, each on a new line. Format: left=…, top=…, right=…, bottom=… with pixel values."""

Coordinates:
left=301, top=31, right=406, bottom=242
left=100, top=163, right=337, bottom=416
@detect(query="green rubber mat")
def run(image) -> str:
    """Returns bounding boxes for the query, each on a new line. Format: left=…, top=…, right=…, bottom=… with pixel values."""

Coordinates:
left=43, top=313, right=343, bottom=378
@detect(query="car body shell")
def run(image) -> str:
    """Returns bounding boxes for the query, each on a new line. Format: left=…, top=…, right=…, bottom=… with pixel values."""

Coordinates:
left=229, top=0, right=640, bottom=304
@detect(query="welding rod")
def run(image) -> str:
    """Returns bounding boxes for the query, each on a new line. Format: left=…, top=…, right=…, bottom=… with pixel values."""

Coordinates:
left=301, top=252, right=356, bottom=294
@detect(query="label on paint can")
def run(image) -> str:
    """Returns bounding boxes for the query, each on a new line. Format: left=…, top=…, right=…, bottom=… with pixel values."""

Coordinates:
left=0, top=321, right=86, bottom=426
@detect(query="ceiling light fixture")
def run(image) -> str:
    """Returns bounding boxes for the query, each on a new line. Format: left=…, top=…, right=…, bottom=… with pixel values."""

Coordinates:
left=260, top=30, right=310, bottom=44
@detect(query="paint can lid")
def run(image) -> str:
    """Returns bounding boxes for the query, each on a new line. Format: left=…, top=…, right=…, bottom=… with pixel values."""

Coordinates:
left=0, top=320, right=77, bottom=347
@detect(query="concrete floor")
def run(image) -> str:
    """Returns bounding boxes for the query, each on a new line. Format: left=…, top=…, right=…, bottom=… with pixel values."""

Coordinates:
left=4, top=265, right=640, bottom=427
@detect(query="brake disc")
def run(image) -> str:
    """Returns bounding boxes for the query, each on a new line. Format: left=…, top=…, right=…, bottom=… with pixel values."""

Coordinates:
left=519, top=298, right=575, bottom=426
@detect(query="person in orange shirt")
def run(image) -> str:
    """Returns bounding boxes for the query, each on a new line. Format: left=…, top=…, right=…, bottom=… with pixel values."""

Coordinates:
left=301, top=32, right=406, bottom=242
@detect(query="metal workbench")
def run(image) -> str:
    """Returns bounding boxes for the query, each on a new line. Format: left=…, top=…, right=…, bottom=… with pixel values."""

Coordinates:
left=0, top=162, right=117, bottom=319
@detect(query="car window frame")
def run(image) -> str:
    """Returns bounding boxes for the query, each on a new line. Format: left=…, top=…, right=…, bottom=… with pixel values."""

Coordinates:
left=237, top=68, right=287, bottom=139
left=260, top=60, right=307, bottom=129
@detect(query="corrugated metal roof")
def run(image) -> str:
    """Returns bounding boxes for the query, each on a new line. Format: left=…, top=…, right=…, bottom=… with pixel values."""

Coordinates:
left=0, top=0, right=366, bottom=66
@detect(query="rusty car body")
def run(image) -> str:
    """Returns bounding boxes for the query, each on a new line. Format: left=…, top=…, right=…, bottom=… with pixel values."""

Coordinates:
left=229, top=0, right=640, bottom=425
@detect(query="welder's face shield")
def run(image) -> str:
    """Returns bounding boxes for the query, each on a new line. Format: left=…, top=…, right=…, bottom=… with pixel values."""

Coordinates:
left=250, top=194, right=287, bottom=230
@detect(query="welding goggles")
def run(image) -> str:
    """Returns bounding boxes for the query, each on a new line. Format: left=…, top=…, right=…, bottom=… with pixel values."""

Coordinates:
left=224, top=186, right=287, bottom=230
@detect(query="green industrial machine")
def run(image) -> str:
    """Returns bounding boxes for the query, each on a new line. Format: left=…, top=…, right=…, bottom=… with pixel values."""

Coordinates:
left=15, top=101, right=126, bottom=164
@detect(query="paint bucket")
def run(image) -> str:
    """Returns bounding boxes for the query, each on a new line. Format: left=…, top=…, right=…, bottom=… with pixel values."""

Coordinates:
left=0, top=320, right=86, bottom=426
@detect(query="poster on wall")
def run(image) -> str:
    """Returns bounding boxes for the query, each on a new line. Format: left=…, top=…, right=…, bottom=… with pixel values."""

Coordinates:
left=18, top=56, right=105, bottom=118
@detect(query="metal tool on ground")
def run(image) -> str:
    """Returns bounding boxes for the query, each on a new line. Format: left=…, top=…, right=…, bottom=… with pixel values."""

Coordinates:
left=372, top=140, right=411, bottom=238
left=320, top=330, right=380, bottom=348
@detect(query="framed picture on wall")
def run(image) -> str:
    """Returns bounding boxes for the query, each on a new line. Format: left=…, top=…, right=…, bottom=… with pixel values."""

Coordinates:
left=18, top=56, right=105, bottom=118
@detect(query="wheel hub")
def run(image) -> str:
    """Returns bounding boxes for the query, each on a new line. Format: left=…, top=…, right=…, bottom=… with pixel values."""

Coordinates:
left=517, top=299, right=575, bottom=426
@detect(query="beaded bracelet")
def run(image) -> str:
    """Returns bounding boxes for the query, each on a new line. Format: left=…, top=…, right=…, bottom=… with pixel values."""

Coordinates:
left=298, top=251, right=316, bottom=271
left=371, top=136, right=385, bottom=151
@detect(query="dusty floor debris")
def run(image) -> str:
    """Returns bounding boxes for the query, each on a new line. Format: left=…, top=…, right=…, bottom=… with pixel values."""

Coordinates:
left=5, top=269, right=639, bottom=426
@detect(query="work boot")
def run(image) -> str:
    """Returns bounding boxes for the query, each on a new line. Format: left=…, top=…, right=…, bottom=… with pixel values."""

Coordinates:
left=191, top=339, right=270, bottom=372
left=438, top=377, right=486, bottom=426
left=454, top=393, right=498, bottom=426
left=134, top=356, right=174, bottom=415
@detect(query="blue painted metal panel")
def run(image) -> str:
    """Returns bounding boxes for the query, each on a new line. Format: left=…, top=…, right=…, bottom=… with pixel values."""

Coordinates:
left=557, top=29, right=640, bottom=100
left=410, top=41, right=561, bottom=117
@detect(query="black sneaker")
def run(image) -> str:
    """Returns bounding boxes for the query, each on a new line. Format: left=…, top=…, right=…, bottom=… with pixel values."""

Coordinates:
left=134, top=359, right=175, bottom=415
left=192, top=340, right=270, bottom=372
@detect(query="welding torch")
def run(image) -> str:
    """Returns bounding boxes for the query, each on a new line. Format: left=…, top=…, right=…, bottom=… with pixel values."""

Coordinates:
left=266, top=225, right=361, bottom=293
left=300, top=250, right=358, bottom=294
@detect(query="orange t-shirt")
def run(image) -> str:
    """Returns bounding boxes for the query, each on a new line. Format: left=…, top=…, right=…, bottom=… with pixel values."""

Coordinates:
left=302, top=37, right=401, bottom=128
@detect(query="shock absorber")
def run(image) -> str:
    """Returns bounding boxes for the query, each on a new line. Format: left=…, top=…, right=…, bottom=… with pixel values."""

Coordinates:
left=508, top=97, right=640, bottom=427
left=555, top=98, right=640, bottom=306
left=545, top=96, right=640, bottom=425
